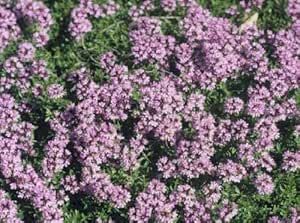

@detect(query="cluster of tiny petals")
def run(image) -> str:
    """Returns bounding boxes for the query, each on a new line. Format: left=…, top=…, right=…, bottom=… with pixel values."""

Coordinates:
left=129, top=180, right=177, bottom=223
left=1, top=43, right=52, bottom=94
left=202, top=181, right=222, bottom=208
left=282, top=151, right=300, bottom=172
left=64, top=56, right=144, bottom=208
left=161, top=0, right=177, bottom=12
left=253, top=118, right=280, bottom=152
left=0, top=189, right=23, bottom=223
left=122, top=3, right=299, bottom=216
left=42, top=111, right=71, bottom=180
left=80, top=167, right=131, bottom=209
left=17, top=42, right=36, bottom=62
left=224, top=97, right=244, bottom=115
left=137, top=76, right=184, bottom=143
left=130, top=180, right=217, bottom=223
left=0, top=93, right=20, bottom=134
left=0, top=1, right=53, bottom=95
left=15, top=0, right=53, bottom=47
left=31, top=59, right=49, bottom=79
left=47, top=83, right=66, bottom=99
left=216, top=200, right=238, bottom=223
left=0, top=94, right=63, bottom=222
left=129, top=0, right=155, bottom=20
left=69, top=0, right=119, bottom=40
left=254, top=173, right=274, bottom=195
left=129, top=16, right=175, bottom=67
left=121, top=135, right=148, bottom=171
left=157, top=138, right=215, bottom=179
left=70, top=56, right=133, bottom=121
left=213, top=119, right=230, bottom=146
left=169, top=184, right=214, bottom=222
left=0, top=6, right=21, bottom=52
left=175, top=4, right=248, bottom=90
left=218, top=160, right=247, bottom=183
left=287, top=0, right=300, bottom=21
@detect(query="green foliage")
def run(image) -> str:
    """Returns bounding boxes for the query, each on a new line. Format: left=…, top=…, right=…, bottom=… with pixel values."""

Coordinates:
left=223, top=172, right=300, bottom=222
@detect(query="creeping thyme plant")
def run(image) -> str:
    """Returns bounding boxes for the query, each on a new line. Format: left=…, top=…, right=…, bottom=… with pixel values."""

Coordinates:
left=0, top=0, right=299, bottom=222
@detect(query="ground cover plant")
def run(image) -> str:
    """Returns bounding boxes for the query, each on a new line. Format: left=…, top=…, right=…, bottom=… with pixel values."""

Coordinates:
left=0, top=0, right=299, bottom=222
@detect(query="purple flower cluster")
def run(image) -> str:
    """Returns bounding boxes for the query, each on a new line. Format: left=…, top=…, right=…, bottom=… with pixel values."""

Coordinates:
left=0, top=189, right=23, bottom=223
left=70, top=56, right=133, bottom=122
left=178, top=6, right=244, bottom=90
left=160, top=0, right=177, bottom=12
left=130, top=180, right=217, bottom=223
left=282, top=151, right=300, bottom=172
left=129, top=0, right=155, bottom=19
left=254, top=173, right=274, bottom=195
left=129, top=180, right=177, bottom=223
left=80, top=167, right=131, bottom=208
left=0, top=6, right=20, bottom=52
left=17, top=42, right=36, bottom=62
left=137, top=76, right=184, bottom=143
left=217, top=199, right=239, bottom=223
left=0, top=0, right=53, bottom=95
left=1, top=42, right=51, bottom=94
left=60, top=58, right=136, bottom=207
left=0, top=94, right=63, bottom=222
left=47, top=83, right=66, bottom=99
left=42, top=112, right=71, bottom=180
left=129, top=180, right=236, bottom=222
left=69, top=0, right=119, bottom=40
left=224, top=97, right=244, bottom=115
left=15, top=0, right=53, bottom=47
left=129, top=16, right=175, bottom=67
left=288, top=0, right=300, bottom=22
left=218, top=160, right=247, bottom=183
left=0, top=0, right=299, bottom=221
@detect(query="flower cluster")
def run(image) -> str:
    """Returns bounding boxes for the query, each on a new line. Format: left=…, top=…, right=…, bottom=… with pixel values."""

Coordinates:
left=0, top=0, right=299, bottom=222
left=1, top=41, right=51, bottom=94
left=80, top=167, right=131, bottom=208
left=0, top=189, right=23, bottom=223
left=137, top=76, right=184, bottom=143
left=160, top=0, right=177, bottom=12
left=129, top=180, right=226, bottom=223
left=42, top=111, right=71, bottom=180
left=47, top=83, right=66, bottom=99
left=129, top=16, right=175, bottom=67
left=15, top=0, right=53, bottom=47
left=69, top=0, right=119, bottom=40
left=0, top=6, right=20, bottom=52
left=254, top=173, right=274, bottom=195
left=129, top=180, right=177, bottom=223
left=0, top=94, right=63, bottom=222
left=282, top=151, right=300, bottom=172
left=224, top=97, right=244, bottom=115
left=0, top=0, right=53, bottom=95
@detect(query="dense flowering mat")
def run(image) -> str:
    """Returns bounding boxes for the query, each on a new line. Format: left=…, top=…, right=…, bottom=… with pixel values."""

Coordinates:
left=0, top=0, right=299, bottom=222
